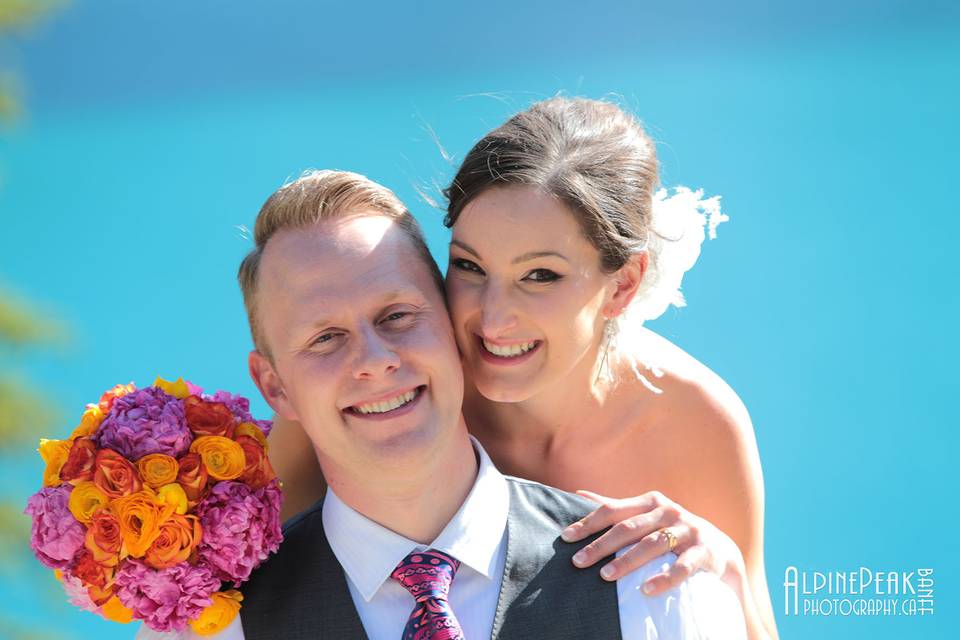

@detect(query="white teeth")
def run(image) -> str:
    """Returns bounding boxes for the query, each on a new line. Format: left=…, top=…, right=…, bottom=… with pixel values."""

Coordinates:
left=482, top=339, right=537, bottom=358
left=354, top=390, right=417, bottom=415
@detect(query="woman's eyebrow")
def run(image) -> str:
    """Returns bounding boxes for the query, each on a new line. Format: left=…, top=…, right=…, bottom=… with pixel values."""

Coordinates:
left=511, top=251, right=569, bottom=265
left=450, top=239, right=481, bottom=258
left=451, top=240, right=568, bottom=265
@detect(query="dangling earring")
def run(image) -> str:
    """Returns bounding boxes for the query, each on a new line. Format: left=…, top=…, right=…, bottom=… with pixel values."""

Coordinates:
left=596, top=316, right=617, bottom=385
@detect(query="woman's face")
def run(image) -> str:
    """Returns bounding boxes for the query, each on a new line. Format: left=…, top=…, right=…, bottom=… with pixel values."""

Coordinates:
left=446, top=185, right=617, bottom=403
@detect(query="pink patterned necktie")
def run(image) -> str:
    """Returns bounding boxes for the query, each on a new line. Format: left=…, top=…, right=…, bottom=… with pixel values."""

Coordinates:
left=390, top=549, right=466, bottom=640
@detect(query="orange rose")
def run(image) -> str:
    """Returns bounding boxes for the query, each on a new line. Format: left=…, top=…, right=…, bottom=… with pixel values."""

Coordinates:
left=93, top=449, right=142, bottom=499
left=177, top=453, right=210, bottom=506
left=72, top=548, right=115, bottom=589
left=236, top=435, right=277, bottom=490
left=39, top=439, right=72, bottom=487
left=101, top=595, right=134, bottom=624
left=113, top=489, right=172, bottom=558
left=68, top=481, right=110, bottom=524
left=70, top=404, right=105, bottom=440
left=98, top=382, right=136, bottom=414
left=60, top=437, right=98, bottom=484
left=144, top=513, right=202, bottom=569
left=189, top=590, right=243, bottom=636
left=137, top=453, right=179, bottom=489
left=86, top=508, right=122, bottom=565
left=184, top=395, right=237, bottom=438
left=235, top=422, right=268, bottom=450
left=190, top=436, right=245, bottom=481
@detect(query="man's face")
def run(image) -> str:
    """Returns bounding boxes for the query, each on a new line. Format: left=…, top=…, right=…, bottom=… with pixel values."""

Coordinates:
left=250, top=214, right=464, bottom=478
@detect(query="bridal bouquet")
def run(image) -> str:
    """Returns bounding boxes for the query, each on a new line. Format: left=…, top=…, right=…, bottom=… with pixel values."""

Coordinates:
left=24, top=377, right=283, bottom=635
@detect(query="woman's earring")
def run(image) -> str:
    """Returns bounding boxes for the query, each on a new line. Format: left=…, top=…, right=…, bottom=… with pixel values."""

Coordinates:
left=596, top=316, right=618, bottom=385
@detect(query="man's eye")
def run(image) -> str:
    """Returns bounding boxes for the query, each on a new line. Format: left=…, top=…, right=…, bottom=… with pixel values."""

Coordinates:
left=523, top=269, right=561, bottom=283
left=382, top=312, right=409, bottom=323
left=451, top=258, right=484, bottom=275
left=311, top=332, right=339, bottom=346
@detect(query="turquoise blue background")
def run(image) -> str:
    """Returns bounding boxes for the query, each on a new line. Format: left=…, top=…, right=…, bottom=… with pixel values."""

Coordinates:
left=1, top=1, right=957, bottom=638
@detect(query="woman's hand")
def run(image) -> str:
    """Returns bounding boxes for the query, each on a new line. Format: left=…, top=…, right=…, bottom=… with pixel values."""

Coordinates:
left=562, top=489, right=746, bottom=596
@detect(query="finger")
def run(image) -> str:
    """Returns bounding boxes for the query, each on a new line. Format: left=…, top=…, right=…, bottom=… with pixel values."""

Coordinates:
left=563, top=491, right=666, bottom=542
left=562, top=500, right=630, bottom=542
left=593, top=525, right=685, bottom=581
left=572, top=513, right=660, bottom=567
left=640, top=546, right=707, bottom=595
left=575, top=489, right=615, bottom=505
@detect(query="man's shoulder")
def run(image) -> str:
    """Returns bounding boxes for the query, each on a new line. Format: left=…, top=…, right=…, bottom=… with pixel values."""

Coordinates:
left=503, top=474, right=598, bottom=521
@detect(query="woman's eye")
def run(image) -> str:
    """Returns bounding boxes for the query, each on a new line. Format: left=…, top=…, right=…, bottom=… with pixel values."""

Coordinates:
left=523, top=269, right=561, bottom=283
left=451, top=258, right=485, bottom=275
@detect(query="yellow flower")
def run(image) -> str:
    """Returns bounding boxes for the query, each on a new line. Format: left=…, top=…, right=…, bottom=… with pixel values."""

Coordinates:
left=70, top=404, right=105, bottom=440
left=101, top=595, right=134, bottom=624
left=137, top=454, right=180, bottom=489
left=235, top=422, right=268, bottom=451
left=157, top=483, right=189, bottom=515
left=153, top=376, right=191, bottom=399
left=68, top=481, right=110, bottom=524
left=189, top=590, right=243, bottom=636
left=39, top=439, right=72, bottom=487
left=190, top=436, right=245, bottom=481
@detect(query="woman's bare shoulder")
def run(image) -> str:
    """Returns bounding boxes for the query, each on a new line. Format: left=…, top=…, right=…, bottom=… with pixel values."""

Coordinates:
left=624, top=328, right=753, bottom=441
left=620, top=330, right=764, bottom=537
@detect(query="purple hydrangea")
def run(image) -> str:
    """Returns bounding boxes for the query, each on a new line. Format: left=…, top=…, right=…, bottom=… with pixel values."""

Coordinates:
left=195, top=479, right=283, bottom=585
left=204, top=390, right=273, bottom=436
left=114, top=559, right=221, bottom=632
left=24, top=485, right=85, bottom=570
left=96, top=386, right=192, bottom=460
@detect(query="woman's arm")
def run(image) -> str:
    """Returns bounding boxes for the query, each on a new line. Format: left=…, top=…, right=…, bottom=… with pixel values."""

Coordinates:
left=267, top=415, right=326, bottom=522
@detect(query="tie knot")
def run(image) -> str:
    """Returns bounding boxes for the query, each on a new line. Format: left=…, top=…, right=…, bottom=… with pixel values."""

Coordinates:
left=391, top=549, right=460, bottom=602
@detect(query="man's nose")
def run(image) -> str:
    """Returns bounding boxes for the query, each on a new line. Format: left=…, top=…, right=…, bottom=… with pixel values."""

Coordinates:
left=351, top=325, right=401, bottom=379
left=479, top=282, right=519, bottom=338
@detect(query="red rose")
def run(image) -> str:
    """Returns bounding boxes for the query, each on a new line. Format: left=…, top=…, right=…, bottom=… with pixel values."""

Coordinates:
left=60, top=438, right=97, bottom=484
left=236, top=435, right=277, bottom=490
left=72, top=548, right=115, bottom=589
left=176, top=452, right=209, bottom=506
left=184, top=395, right=236, bottom=438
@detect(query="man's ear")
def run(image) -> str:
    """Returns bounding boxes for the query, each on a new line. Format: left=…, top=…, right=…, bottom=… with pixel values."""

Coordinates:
left=603, top=252, right=648, bottom=319
left=249, top=350, right=299, bottom=421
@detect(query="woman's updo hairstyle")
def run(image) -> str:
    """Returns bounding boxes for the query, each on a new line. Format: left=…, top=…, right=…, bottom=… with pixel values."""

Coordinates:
left=443, top=96, right=659, bottom=275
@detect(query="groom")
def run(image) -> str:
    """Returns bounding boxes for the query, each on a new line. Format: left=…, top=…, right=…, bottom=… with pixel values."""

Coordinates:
left=220, top=170, right=744, bottom=639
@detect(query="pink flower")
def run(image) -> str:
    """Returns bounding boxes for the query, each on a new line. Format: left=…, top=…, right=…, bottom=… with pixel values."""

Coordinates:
left=203, top=391, right=273, bottom=436
left=195, top=480, right=283, bottom=585
left=114, top=559, right=220, bottom=632
left=96, top=387, right=192, bottom=460
left=24, top=485, right=85, bottom=570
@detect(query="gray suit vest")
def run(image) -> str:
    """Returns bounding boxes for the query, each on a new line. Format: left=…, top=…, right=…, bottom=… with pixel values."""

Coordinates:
left=240, top=477, right=622, bottom=639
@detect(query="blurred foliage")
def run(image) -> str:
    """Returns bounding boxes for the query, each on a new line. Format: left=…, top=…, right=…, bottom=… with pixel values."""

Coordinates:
left=0, top=0, right=65, bottom=125
left=2, top=2, right=74, bottom=639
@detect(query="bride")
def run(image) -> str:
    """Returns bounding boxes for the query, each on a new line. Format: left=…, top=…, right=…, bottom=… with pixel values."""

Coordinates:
left=270, top=97, right=778, bottom=639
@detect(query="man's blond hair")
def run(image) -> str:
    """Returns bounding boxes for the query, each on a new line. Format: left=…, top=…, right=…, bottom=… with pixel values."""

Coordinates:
left=238, top=170, right=444, bottom=359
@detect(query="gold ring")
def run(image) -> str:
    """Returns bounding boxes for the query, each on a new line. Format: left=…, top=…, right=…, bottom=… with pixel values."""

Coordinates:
left=660, top=528, right=678, bottom=552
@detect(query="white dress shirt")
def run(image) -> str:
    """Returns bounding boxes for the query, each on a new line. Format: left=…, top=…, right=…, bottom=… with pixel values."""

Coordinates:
left=138, top=439, right=746, bottom=640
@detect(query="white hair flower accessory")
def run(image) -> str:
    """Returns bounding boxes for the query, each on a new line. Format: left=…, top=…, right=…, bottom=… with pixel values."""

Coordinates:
left=628, top=186, right=727, bottom=324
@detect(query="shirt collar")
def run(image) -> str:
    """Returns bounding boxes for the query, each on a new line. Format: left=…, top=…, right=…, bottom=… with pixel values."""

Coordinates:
left=322, top=436, right=509, bottom=602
